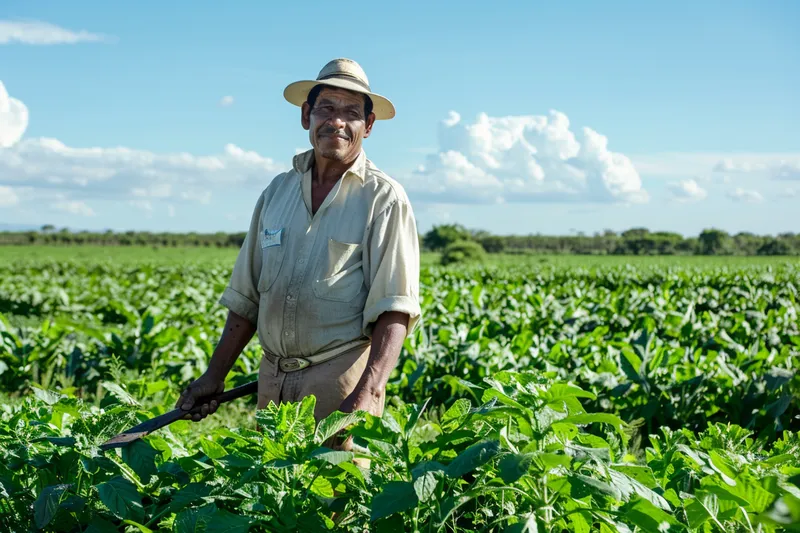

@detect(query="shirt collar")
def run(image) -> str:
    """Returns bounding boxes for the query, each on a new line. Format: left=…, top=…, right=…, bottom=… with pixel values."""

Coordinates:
left=292, top=148, right=367, bottom=182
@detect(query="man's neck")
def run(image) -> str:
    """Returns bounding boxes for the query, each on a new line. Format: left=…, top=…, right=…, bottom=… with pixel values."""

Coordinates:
left=312, top=152, right=359, bottom=186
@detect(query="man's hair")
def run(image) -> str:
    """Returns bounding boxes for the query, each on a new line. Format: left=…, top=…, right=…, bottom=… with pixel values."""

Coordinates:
left=306, top=84, right=373, bottom=118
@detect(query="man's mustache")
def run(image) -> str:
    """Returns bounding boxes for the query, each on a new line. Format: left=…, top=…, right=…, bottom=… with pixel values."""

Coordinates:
left=318, top=126, right=350, bottom=140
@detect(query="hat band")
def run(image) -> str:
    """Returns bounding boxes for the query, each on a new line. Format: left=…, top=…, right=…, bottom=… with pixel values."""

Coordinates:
left=317, top=72, right=371, bottom=92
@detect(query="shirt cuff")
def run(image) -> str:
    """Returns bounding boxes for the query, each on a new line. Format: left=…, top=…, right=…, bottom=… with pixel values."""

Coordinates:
left=362, top=296, right=421, bottom=337
left=218, top=286, right=259, bottom=325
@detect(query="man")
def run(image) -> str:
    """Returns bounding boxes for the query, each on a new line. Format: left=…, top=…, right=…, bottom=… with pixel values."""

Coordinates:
left=175, top=58, right=421, bottom=427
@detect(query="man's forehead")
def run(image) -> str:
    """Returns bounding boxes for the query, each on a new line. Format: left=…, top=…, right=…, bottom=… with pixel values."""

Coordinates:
left=316, top=87, right=365, bottom=106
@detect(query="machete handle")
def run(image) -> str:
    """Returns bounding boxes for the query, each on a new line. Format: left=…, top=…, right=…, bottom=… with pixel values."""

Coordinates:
left=181, top=380, right=259, bottom=416
left=98, top=380, right=258, bottom=450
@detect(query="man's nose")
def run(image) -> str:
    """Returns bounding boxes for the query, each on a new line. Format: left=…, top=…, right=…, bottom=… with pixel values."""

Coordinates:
left=327, top=114, right=346, bottom=129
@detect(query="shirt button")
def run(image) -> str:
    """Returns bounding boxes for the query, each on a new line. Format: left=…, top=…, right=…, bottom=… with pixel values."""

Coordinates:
left=286, top=294, right=293, bottom=301
left=298, top=259, right=305, bottom=264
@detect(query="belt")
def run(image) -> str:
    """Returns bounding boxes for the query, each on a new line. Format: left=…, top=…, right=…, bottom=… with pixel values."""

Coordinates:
left=263, top=337, right=371, bottom=373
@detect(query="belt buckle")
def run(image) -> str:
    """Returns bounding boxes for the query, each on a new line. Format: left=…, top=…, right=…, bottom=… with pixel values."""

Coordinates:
left=279, top=357, right=310, bottom=372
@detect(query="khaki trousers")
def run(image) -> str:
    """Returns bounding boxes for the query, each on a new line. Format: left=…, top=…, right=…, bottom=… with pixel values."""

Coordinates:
left=257, top=343, right=383, bottom=461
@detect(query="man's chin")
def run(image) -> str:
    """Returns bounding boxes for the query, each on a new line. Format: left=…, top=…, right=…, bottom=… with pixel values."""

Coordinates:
left=318, top=148, right=350, bottom=162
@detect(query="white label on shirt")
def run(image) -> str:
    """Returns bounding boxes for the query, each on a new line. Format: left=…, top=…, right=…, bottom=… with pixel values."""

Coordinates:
left=261, top=228, right=282, bottom=248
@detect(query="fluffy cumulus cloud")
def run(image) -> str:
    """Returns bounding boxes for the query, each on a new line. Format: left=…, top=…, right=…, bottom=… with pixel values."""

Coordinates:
left=405, top=110, right=649, bottom=204
left=0, top=81, right=28, bottom=148
left=668, top=179, right=707, bottom=202
left=219, top=95, right=235, bottom=107
left=0, top=82, right=289, bottom=216
left=727, top=187, right=764, bottom=204
left=0, top=20, right=109, bottom=45
left=0, top=138, right=287, bottom=212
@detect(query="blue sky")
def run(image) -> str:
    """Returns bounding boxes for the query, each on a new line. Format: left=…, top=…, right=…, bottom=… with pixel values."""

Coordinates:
left=0, top=0, right=798, bottom=236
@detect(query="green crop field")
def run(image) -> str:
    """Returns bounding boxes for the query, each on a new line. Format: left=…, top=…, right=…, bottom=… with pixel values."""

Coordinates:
left=1, top=246, right=799, bottom=532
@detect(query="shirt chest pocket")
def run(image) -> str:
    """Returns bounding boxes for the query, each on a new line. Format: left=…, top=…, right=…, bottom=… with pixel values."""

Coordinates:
left=257, top=227, right=287, bottom=293
left=312, top=238, right=365, bottom=302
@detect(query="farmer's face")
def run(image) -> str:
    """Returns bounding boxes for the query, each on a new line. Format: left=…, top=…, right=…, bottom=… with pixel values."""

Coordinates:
left=302, top=87, right=375, bottom=163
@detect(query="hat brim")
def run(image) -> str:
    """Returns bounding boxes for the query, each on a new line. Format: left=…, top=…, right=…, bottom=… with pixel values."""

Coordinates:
left=283, top=78, right=396, bottom=120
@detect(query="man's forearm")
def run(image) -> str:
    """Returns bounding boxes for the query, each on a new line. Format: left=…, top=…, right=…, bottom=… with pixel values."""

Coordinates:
left=358, top=311, right=409, bottom=396
left=205, top=310, right=257, bottom=382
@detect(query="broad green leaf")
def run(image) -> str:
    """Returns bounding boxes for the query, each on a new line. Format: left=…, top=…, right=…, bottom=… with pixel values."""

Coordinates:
left=33, top=483, right=70, bottom=529
left=169, top=482, right=213, bottom=513
left=96, top=476, right=144, bottom=522
left=442, top=398, right=472, bottom=426
left=543, top=383, right=597, bottom=403
left=309, top=448, right=354, bottom=465
left=499, top=453, right=535, bottom=483
left=414, top=471, right=442, bottom=502
left=310, top=477, right=334, bottom=499
left=621, top=497, right=685, bottom=533
left=122, top=439, right=160, bottom=482
left=174, top=503, right=217, bottom=533
left=371, top=481, right=419, bottom=521
left=446, top=440, right=501, bottom=478
left=569, top=472, right=623, bottom=501
left=199, top=438, right=228, bottom=459
left=314, top=410, right=363, bottom=444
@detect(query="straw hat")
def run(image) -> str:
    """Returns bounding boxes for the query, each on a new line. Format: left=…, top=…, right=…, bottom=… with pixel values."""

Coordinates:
left=283, top=58, right=395, bottom=120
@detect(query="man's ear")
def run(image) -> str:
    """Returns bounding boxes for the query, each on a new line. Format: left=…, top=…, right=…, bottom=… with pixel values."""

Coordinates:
left=301, top=102, right=311, bottom=130
left=363, top=112, right=376, bottom=138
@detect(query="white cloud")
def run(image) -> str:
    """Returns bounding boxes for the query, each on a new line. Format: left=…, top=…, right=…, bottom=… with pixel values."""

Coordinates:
left=713, top=157, right=800, bottom=181
left=53, top=200, right=94, bottom=216
left=0, top=20, right=110, bottom=45
left=727, top=187, right=764, bottom=203
left=0, top=185, right=19, bottom=206
left=668, top=179, right=707, bottom=202
left=219, top=95, right=234, bottom=107
left=0, top=78, right=283, bottom=214
left=0, top=133, right=286, bottom=211
left=405, top=110, right=648, bottom=204
left=167, top=204, right=176, bottom=217
left=629, top=152, right=800, bottom=182
left=0, top=81, right=28, bottom=148
left=784, top=187, right=797, bottom=198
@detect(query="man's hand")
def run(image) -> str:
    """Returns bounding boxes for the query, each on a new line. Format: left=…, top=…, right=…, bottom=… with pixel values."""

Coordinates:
left=175, top=373, right=225, bottom=422
left=339, top=385, right=383, bottom=415
left=338, top=311, right=409, bottom=416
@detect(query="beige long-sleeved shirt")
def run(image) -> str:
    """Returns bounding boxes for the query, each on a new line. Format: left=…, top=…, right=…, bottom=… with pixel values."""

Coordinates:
left=219, top=148, right=421, bottom=360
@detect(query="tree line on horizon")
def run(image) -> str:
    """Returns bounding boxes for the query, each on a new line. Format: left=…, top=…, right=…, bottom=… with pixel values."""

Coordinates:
left=0, top=223, right=797, bottom=256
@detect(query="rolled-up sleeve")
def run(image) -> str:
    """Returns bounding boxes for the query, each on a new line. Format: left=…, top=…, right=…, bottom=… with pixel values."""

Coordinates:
left=362, top=199, right=422, bottom=337
left=218, top=193, right=264, bottom=325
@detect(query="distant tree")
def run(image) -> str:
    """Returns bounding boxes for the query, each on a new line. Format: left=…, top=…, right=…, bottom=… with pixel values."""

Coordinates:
left=698, top=229, right=732, bottom=255
left=479, top=235, right=505, bottom=253
left=441, top=240, right=487, bottom=265
left=757, top=239, right=792, bottom=256
left=423, top=224, right=472, bottom=251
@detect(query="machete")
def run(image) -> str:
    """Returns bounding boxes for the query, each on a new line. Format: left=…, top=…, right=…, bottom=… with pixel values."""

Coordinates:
left=98, top=380, right=258, bottom=451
